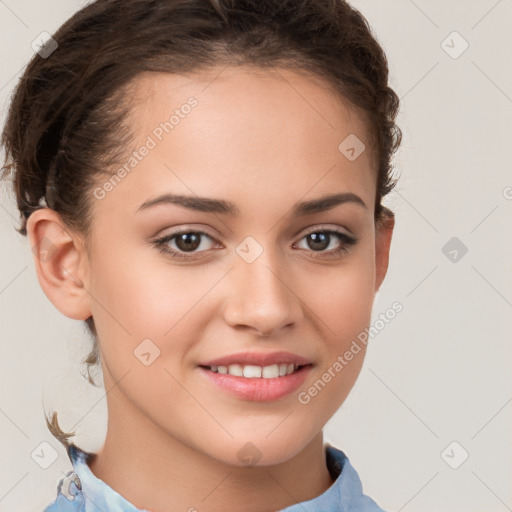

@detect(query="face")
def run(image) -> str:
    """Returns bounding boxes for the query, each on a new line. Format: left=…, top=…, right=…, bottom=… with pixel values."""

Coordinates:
left=79, top=65, right=392, bottom=466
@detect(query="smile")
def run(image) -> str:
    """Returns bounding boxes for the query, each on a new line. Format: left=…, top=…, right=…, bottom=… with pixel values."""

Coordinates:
left=202, top=363, right=307, bottom=378
left=198, top=364, right=313, bottom=401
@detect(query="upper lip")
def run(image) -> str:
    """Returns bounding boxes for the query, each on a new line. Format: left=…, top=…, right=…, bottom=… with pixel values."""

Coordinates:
left=199, top=351, right=312, bottom=368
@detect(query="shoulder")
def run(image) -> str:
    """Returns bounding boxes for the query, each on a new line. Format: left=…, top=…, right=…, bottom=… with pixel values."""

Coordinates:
left=325, top=444, right=389, bottom=512
left=279, top=444, right=389, bottom=512
left=42, top=443, right=149, bottom=512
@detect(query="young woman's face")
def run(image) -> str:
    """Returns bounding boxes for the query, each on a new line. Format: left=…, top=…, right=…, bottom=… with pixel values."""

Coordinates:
left=83, top=66, right=392, bottom=466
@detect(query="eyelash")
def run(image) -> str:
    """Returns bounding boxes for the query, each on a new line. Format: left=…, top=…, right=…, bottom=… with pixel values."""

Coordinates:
left=152, top=227, right=358, bottom=261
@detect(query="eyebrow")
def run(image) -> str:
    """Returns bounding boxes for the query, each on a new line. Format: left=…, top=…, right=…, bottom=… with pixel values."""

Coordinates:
left=136, top=191, right=367, bottom=216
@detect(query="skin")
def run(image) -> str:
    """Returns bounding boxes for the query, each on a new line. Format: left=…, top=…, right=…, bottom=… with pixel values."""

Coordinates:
left=27, top=65, right=394, bottom=512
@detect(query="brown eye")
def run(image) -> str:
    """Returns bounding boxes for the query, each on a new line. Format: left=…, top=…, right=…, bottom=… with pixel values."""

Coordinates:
left=305, top=232, right=331, bottom=251
left=295, top=229, right=357, bottom=258
left=153, top=230, right=217, bottom=259
left=174, top=232, right=202, bottom=252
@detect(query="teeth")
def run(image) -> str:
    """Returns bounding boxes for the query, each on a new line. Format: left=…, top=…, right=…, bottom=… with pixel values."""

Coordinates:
left=243, top=365, right=262, bottom=378
left=228, top=364, right=243, bottom=377
left=208, top=363, right=301, bottom=378
left=262, top=364, right=279, bottom=378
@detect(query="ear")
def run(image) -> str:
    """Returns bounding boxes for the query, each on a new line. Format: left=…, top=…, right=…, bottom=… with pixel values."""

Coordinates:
left=374, top=207, right=395, bottom=293
left=26, top=208, right=91, bottom=320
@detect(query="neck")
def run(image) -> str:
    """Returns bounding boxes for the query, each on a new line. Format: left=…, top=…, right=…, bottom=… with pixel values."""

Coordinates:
left=88, top=388, right=334, bottom=512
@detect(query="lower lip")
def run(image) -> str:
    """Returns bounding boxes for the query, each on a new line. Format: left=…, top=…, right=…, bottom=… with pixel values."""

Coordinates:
left=198, top=365, right=312, bottom=402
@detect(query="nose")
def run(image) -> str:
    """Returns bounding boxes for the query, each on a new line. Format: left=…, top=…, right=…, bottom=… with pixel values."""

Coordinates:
left=222, top=247, right=304, bottom=337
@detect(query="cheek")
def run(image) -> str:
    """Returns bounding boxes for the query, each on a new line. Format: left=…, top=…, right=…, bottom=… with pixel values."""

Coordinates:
left=87, top=242, right=186, bottom=329
left=306, top=250, right=376, bottom=341
left=87, top=231, right=376, bottom=359
left=302, top=246, right=375, bottom=408
left=89, top=234, right=376, bottom=334
left=299, top=261, right=374, bottom=422
left=86, top=243, right=226, bottom=366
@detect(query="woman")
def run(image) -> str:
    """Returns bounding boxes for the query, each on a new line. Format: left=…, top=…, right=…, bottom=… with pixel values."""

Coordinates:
left=1, top=0, right=401, bottom=510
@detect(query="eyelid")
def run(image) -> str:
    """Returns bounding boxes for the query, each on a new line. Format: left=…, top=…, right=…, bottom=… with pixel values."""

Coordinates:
left=152, top=227, right=219, bottom=247
left=296, top=223, right=355, bottom=239
left=153, top=223, right=354, bottom=245
left=152, top=223, right=357, bottom=261
left=153, top=225, right=220, bottom=241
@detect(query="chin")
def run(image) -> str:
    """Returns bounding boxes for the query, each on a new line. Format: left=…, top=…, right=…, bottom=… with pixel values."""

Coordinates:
left=210, top=433, right=316, bottom=468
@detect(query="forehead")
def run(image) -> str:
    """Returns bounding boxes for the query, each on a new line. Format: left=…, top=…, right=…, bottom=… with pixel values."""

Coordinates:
left=93, top=65, right=376, bottom=219
left=126, top=65, right=372, bottom=146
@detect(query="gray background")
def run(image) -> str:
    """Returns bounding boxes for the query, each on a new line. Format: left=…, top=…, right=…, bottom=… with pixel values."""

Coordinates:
left=1, top=1, right=511, bottom=511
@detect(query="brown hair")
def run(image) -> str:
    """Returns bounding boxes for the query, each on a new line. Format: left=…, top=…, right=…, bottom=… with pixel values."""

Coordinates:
left=1, top=0, right=401, bottom=448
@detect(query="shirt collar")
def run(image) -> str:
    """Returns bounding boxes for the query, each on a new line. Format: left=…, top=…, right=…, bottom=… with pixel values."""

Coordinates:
left=55, top=442, right=386, bottom=512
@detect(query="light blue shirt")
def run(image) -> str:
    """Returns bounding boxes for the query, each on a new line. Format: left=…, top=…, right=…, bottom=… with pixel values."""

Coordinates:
left=43, top=443, right=387, bottom=511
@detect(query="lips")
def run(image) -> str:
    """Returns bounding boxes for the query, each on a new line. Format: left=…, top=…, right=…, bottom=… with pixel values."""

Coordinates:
left=199, top=350, right=312, bottom=368
left=197, top=351, right=314, bottom=401
left=198, top=364, right=313, bottom=401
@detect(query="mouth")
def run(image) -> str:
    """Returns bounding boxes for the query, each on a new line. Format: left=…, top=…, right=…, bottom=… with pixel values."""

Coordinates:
left=197, top=363, right=313, bottom=401
left=198, top=363, right=311, bottom=378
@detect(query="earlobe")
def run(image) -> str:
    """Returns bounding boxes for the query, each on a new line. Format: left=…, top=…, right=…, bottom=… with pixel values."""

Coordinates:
left=374, top=207, right=395, bottom=293
left=26, top=208, right=92, bottom=320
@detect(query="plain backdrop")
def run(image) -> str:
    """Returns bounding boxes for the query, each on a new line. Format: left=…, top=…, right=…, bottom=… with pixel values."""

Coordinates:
left=1, top=1, right=511, bottom=511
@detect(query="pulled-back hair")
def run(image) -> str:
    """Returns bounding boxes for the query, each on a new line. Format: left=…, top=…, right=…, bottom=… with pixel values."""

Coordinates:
left=1, top=0, right=401, bottom=448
